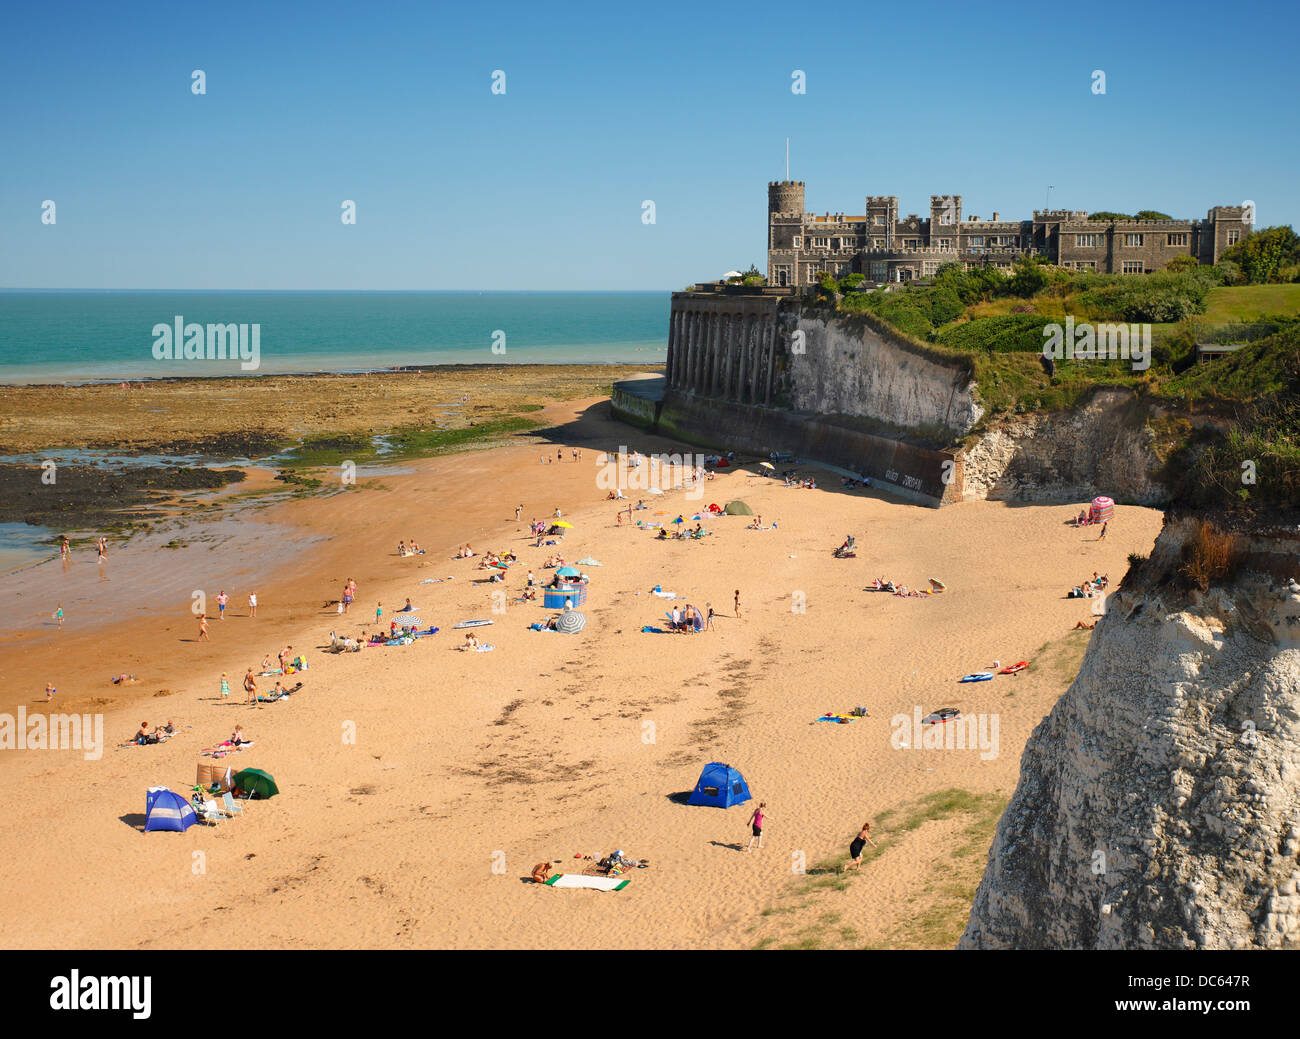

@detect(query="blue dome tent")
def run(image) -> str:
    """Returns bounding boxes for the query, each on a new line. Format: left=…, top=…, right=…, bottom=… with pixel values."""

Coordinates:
left=687, top=762, right=751, bottom=808
left=144, top=785, right=198, bottom=832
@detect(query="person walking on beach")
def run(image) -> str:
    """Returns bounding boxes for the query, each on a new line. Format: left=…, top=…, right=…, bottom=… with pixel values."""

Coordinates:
left=96, top=536, right=107, bottom=564
left=198, top=613, right=210, bottom=642
left=45, top=682, right=55, bottom=703
left=515, top=504, right=522, bottom=521
left=1099, top=521, right=1108, bottom=541
left=248, top=591, right=258, bottom=618
left=220, top=672, right=231, bottom=699
left=243, top=668, right=257, bottom=705
left=52, top=604, right=64, bottom=630
left=842, top=822, right=878, bottom=872
left=733, top=589, right=740, bottom=617
left=216, top=589, right=228, bottom=620
left=746, top=802, right=766, bottom=852
left=60, top=537, right=70, bottom=568
left=375, top=602, right=383, bottom=626
left=341, top=583, right=352, bottom=614
left=706, top=604, right=715, bottom=630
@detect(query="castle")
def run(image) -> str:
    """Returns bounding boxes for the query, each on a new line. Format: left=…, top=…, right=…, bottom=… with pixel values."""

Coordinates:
left=766, top=181, right=1251, bottom=287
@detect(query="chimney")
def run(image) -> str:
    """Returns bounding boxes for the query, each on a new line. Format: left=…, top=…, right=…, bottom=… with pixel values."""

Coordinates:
left=992, top=211, right=1000, bottom=222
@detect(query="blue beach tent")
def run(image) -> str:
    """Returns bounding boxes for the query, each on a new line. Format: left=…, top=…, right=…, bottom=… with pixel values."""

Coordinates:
left=687, top=762, right=751, bottom=808
left=144, top=785, right=198, bottom=832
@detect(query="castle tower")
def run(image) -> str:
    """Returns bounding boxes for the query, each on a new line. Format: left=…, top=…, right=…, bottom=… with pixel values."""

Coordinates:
left=768, top=181, right=805, bottom=218
left=930, top=195, right=962, bottom=242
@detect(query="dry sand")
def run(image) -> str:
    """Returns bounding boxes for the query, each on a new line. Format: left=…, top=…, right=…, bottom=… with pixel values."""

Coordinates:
left=0, top=395, right=1162, bottom=949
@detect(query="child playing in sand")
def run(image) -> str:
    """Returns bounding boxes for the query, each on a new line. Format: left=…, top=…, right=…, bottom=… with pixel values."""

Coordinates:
left=52, top=604, right=64, bottom=630
left=220, top=672, right=230, bottom=698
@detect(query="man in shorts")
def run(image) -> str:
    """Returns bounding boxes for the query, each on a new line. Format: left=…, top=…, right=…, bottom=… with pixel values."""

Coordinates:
left=842, top=822, right=877, bottom=871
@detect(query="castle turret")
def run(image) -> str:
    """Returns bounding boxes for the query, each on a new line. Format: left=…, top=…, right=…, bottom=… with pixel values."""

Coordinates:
left=768, top=181, right=805, bottom=218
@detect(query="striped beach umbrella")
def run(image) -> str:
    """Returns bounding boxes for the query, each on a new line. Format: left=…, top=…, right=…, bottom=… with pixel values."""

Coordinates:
left=1090, top=496, right=1115, bottom=523
left=554, top=611, right=587, bottom=634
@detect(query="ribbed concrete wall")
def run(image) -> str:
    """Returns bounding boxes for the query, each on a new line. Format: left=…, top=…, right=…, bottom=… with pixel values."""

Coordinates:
left=658, top=390, right=960, bottom=506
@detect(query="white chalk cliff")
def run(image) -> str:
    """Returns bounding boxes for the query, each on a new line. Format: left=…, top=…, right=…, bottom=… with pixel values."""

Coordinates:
left=960, top=517, right=1300, bottom=949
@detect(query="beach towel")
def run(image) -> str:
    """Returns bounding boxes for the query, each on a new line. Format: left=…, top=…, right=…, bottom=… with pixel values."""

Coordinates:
left=641, top=626, right=666, bottom=633
left=817, top=713, right=856, bottom=723
left=543, top=873, right=629, bottom=892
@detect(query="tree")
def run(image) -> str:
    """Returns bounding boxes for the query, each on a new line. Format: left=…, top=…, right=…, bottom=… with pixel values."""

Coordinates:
left=1004, top=255, right=1048, bottom=298
left=1221, top=226, right=1300, bottom=284
left=1088, top=212, right=1132, bottom=222
left=1164, top=255, right=1200, bottom=274
left=1134, top=210, right=1174, bottom=221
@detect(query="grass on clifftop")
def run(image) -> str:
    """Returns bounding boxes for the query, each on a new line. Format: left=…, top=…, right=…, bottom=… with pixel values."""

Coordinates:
left=750, top=789, right=1007, bottom=950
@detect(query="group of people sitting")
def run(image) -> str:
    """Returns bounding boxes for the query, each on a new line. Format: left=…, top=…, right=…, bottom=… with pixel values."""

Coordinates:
left=1067, top=572, right=1110, bottom=599
left=397, top=539, right=425, bottom=556
left=784, top=474, right=817, bottom=489
left=839, top=475, right=871, bottom=490
left=131, top=720, right=175, bottom=745
left=747, top=516, right=776, bottom=531
left=455, top=543, right=476, bottom=558
left=667, top=603, right=707, bottom=633
left=655, top=520, right=709, bottom=540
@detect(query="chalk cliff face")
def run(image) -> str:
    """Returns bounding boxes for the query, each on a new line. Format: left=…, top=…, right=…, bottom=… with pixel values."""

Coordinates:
left=787, top=313, right=982, bottom=441
left=960, top=390, right=1167, bottom=505
left=960, top=518, right=1300, bottom=949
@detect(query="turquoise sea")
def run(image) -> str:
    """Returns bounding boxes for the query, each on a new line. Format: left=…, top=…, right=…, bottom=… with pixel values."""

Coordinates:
left=0, top=290, right=669, bottom=384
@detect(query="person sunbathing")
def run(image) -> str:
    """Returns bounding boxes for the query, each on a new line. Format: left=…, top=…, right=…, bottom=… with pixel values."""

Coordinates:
left=1074, top=619, right=1097, bottom=630
left=462, top=633, right=480, bottom=650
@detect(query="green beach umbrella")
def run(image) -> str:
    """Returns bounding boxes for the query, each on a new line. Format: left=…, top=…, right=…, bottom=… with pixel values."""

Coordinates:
left=232, top=768, right=279, bottom=799
left=723, top=500, right=754, bottom=516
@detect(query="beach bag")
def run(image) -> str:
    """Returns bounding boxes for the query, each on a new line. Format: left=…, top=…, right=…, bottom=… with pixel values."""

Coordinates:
left=337, top=602, right=344, bottom=614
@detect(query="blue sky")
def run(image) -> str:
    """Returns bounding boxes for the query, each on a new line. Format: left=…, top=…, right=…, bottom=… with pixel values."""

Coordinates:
left=1, top=0, right=1295, bottom=290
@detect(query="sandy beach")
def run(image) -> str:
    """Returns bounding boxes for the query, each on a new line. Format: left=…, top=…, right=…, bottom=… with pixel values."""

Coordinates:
left=0, top=391, right=1162, bottom=949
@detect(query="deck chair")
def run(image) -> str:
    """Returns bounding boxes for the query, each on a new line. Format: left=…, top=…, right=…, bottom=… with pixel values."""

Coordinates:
left=194, top=798, right=225, bottom=824
left=221, top=792, right=244, bottom=816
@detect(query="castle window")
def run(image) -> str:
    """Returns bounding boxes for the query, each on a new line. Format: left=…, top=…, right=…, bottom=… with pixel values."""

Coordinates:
left=937, top=238, right=952, bottom=250
left=1076, top=261, right=1096, bottom=272
left=871, top=238, right=884, bottom=250
left=812, top=237, right=829, bottom=248
left=1075, top=234, right=1099, bottom=247
left=1227, top=229, right=1241, bottom=246
left=905, top=239, right=919, bottom=249
left=872, top=215, right=886, bottom=225
left=1121, top=261, right=1144, bottom=274
left=969, top=236, right=985, bottom=248
left=1124, top=233, right=1144, bottom=247
left=791, top=236, right=801, bottom=249
left=870, top=262, right=887, bottom=281
left=1166, top=232, right=1188, bottom=247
